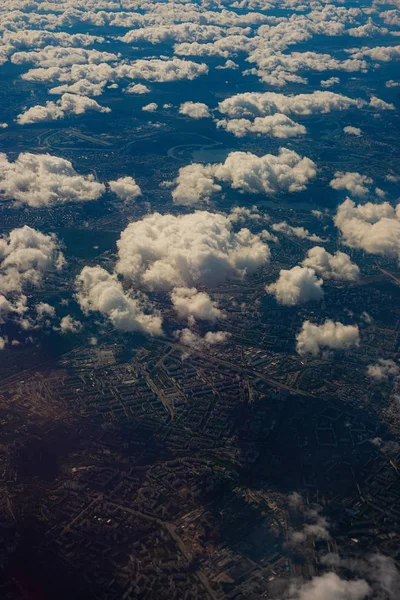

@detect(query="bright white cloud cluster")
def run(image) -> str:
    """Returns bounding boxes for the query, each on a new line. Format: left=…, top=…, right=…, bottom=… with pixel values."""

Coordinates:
left=0, top=152, right=105, bottom=207
left=266, top=266, right=324, bottom=306
left=170, top=287, right=224, bottom=323
left=302, top=246, right=360, bottom=281
left=330, top=171, right=373, bottom=197
left=172, top=148, right=316, bottom=206
left=334, top=198, right=400, bottom=259
left=76, top=266, right=163, bottom=336
left=116, top=211, right=270, bottom=291
left=218, top=90, right=365, bottom=118
left=17, top=93, right=110, bottom=124
left=296, top=319, right=360, bottom=356
left=216, top=113, right=306, bottom=138
left=0, top=226, right=65, bottom=336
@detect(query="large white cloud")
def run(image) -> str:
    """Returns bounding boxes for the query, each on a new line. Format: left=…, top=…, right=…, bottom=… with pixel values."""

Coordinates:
left=76, top=266, right=163, bottom=336
left=171, top=163, right=221, bottom=206
left=334, top=198, right=400, bottom=258
left=172, top=148, right=316, bottom=206
left=301, top=246, right=360, bottom=281
left=0, top=226, right=64, bottom=333
left=246, top=50, right=367, bottom=86
left=119, top=24, right=225, bottom=45
left=330, top=171, right=373, bottom=197
left=17, top=93, right=110, bottom=124
left=287, top=572, right=370, bottom=600
left=0, top=152, right=105, bottom=207
left=121, top=57, right=209, bottom=82
left=218, top=90, right=365, bottom=118
left=296, top=319, right=360, bottom=356
left=0, top=225, right=65, bottom=296
left=116, top=211, right=270, bottom=291
left=109, top=176, right=142, bottom=202
left=11, top=46, right=119, bottom=68
left=266, top=266, right=324, bottom=306
left=3, top=30, right=104, bottom=50
left=170, top=287, right=224, bottom=323
left=216, top=113, right=306, bottom=138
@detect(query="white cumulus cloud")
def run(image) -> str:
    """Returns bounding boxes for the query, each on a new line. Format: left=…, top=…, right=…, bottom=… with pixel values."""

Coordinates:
left=0, top=152, right=105, bottom=207
left=109, top=176, right=142, bottom=202
left=301, top=246, right=360, bottom=281
left=76, top=266, right=163, bottom=336
left=296, top=319, right=360, bottom=356
left=266, top=266, right=324, bottom=306
left=116, top=211, right=270, bottom=291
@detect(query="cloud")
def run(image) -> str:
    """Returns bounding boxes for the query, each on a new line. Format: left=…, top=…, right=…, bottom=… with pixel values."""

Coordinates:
left=17, top=93, right=110, bottom=124
left=334, top=198, right=400, bottom=258
left=172, top=148, right=316, bottom=205
left=0, top=226, right=64, bottom=334
left=301, top=246, right=360, bottom=281
left=125, top=83, right=150, bottom=94
left=170, top=287, right=224, bottom=323
left=369, top=95, right=395, bottom=111
left=116, top=211, right=270, bottom=291
left=320, top=76, right=340, bottom=88
left=272, top=221, right=323, bottom=242
left=11, top=46, right=119, bottom=68
left=3, top=30, right=104, bottom=50
left=59, top=315, right=82, bottom=334
left=119, top=23, right=225, bottom=45
left=0, top=225, right=65, bottom=296
left=179, top=101, right=211, bottom=119
left=218, top=90, right=364, bottom=119
left=322, top=553, right=400, bottom=600
left=142, top=102, right=157, bottom=112
left=176, top=328, right=231, bottom=349
left=289, top=503, right=331, bottom=544
left=330, top=171, right=373, bottom=197
left=348, top=19, right=388, bottom=38
left=228, top=205, right=269, bottom=224
left=171, top=163, right=221, bottom=206
left=109, top=176, right=142, bottom=202
left=266, top=266, right=324, bottom=306
left=122, top=57, right=208, bottom=82
left=287, top=572, right=371, bottom=600
left=296, top=319, right=360, bottom=356
left=348, top=44, right=400, bottom=62
left=386, top=79, right=399, bottom=88
left=343, top=125, right=362, bottom=136
left=75, top=266, right=163, bottom=336
left=49, top=80, right=107, bottom=97
left=216, top=113, right=306, bottom=138
left=368, top=359, right=400, bottom=380
left=0, top=152, right=105, bottom=207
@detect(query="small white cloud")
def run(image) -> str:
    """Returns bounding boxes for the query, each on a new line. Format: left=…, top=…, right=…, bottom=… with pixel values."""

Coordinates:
left=142, top=102, right=158, bottom=112
left=109, top=176, right=142, bottom=202
left=343, top=125, right=362, bottom=136
left=179, top=101, right=211, bottom=119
